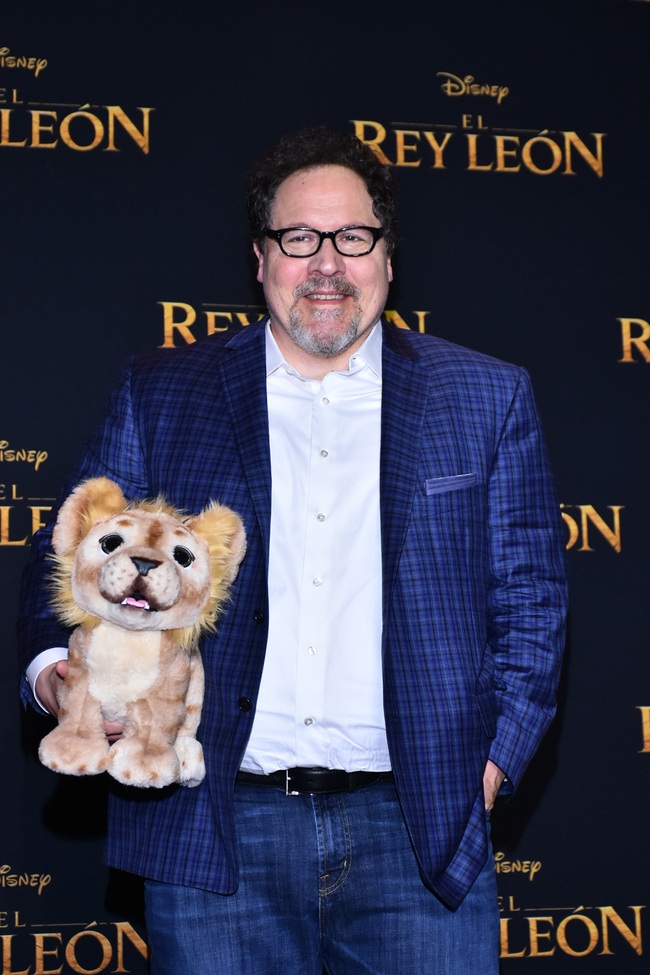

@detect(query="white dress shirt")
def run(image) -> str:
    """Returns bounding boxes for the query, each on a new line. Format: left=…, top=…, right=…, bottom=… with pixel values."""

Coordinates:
left=240, top=323, right=390, bottom=773
left=28, top=323, right=391, bottom=772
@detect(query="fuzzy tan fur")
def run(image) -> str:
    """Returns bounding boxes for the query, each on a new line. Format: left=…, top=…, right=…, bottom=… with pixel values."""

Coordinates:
left=39, top=477, right=246, bottom=788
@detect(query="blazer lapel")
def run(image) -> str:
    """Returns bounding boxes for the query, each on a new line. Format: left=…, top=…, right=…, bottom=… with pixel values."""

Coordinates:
left=218, top=324, right=272, bottom=561
left=380, top=323, right=430, bottom=621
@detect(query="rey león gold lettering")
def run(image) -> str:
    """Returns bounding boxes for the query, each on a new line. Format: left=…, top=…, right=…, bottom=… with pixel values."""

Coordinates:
left=560, top=504, right=623, bottom=552
left=1, top=921, right=148, bottom=975
left=158, top=302, right=431, bottom=348
left=499, top=905, right=643, bottom=958
left=618, top=318, right=650, bottom=362
left=352, top=120, right=605, bottom=177
left=0, top=106, right=152, bottom=153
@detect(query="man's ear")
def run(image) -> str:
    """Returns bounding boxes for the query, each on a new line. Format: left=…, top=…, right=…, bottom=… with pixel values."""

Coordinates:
left=253, top=241, right=264, bottom=284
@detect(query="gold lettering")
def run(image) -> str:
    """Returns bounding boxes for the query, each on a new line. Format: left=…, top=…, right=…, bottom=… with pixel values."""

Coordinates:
left=466, top=134, right=493, bottom=171
left=618, top=317, right=650, bottom=363
left=394, top=130, right=421, bottom=167
left=599, top=906, right=643, bottom=955
left=64, top=931, right=111, bottom=975
left=556, top=914, right=600, bottom=956
left=1, top=934, right=30, bottom=975
left=422, top=131, right=452, bottom=169
left=495, top=135, right=521, bottom=173
left=499, top=918, right=527, bottom=957
left=350, top=120, right=392, bottom=164
left=205, top=311, right=232, bottom=334
left=158, top=301, right=197, bottom=348
left=30, top=506, right=50, bottom=537
left=578, top=504, right=623, bottom=553
left=563, top=131, right=605, bottom=178
left=559, top=504, right=580, bottom=550
left=105, top=106, right=152, bottom=154
left=528, top=917, right=555, bottom=957
left=59, top=111, right=104, bottom=152
left=560, top=504, right=623, bottom=552
left=384, top=310, right=430, bottom=333
left=0, top=507, right=27, bottom=546
left=0, top=109, right=27, bottom=147
left=33, top=933, right=62, bottom=975
left=111, top=923, right=149, bottom=973
left=29, top=111, right=57, bottom=149
left=235, top=313, right=265, bottom=327
left=638, top=706, right=650, bottom=753
left=521, top=136, right=563, bottom=176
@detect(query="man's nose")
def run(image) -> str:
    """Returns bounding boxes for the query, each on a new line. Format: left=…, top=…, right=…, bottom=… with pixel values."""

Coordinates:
left=307, top=236, right=346, bottom=275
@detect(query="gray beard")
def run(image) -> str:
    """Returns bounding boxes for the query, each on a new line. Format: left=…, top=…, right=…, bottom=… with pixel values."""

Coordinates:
left=288, top=276, right=363, bottom=358
left=287, top=304, right=362, bottom=358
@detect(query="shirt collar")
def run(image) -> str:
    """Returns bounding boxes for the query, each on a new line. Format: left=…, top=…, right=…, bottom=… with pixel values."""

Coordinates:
left=265, top=320, right=383, bottom=380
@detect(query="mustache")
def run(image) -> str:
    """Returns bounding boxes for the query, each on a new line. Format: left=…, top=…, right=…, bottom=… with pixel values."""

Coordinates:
left=293, top=276, right=361, bottom=300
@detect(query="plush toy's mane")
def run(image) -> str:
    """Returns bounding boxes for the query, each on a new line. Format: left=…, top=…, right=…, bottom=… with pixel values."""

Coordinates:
left=49, top=495, right=238, bottom=652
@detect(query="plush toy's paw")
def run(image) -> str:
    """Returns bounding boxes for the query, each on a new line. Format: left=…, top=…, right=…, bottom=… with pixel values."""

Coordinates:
left=174, top=737, right=206, bottom=788
left=39, top=728, right=110, bottom=777
left=107, top=738, right=180, bottom=788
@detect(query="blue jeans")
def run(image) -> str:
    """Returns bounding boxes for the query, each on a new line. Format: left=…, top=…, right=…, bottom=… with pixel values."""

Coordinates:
left=145, top=779, right=499, bottom=974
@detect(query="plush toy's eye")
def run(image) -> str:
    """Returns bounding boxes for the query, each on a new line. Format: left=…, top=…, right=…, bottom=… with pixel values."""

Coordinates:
left=99, top=533, right=124, bottom=554
left=173, top=546, right=195, bottom=568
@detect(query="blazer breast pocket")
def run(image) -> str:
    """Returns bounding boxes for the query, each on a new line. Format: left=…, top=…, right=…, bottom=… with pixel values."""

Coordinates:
left=425, top=473, right=479, bottom=495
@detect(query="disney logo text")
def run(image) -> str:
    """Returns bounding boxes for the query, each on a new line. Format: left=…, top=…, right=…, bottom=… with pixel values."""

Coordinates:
left=437, top=72, right=509, bottom=104
left=0, top=46, right=48, bottom=77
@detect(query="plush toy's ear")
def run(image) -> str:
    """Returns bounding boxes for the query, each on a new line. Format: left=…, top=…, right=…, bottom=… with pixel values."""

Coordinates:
left=52, top=477, right=128, bottom=556
left=186, top=503, right=247, bottom=584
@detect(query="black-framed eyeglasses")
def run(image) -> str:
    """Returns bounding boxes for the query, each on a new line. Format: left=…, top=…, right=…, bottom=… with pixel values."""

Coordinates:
left=264, top=226, right=385, bottom=258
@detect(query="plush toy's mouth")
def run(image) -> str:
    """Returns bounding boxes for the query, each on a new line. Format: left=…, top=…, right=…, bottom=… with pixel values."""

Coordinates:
left=120, top=593, right=155, bottom=612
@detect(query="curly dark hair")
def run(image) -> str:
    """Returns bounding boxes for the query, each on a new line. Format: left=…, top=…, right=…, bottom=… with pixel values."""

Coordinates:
left=245, top=127, right=398, bottom=254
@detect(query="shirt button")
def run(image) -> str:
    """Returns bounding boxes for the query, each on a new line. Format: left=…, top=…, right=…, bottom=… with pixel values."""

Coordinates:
left=304, top=717, right=314, bottom=726
left=238, top=697, right=252, bottom=712
left=312, top=577, right=322, bottom=587
left=320, top=449, right=329, bottom=458
left=316, top=512, right=326, bottom=522
left=253, top=609, right=264, bottom=624
left=307, top=645, right=317, bottom=655
left=321, top=396, right=330, bottom=405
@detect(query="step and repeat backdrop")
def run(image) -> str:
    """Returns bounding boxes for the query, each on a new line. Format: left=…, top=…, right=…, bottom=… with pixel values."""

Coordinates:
left=2, top=2, right=649, bottom=971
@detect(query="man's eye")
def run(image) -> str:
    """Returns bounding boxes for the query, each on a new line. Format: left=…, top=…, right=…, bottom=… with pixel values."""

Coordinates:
left=173, top=546, right=195, bottom=568
left=99, top=534, right=123, bottom=554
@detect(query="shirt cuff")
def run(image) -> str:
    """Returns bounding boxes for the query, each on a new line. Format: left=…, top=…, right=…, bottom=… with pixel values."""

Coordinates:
left=25, top=648, right=68, bottom=714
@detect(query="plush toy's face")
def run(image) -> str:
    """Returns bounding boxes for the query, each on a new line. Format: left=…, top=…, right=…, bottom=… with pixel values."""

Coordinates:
left=71, top=509, right=214, bottom=631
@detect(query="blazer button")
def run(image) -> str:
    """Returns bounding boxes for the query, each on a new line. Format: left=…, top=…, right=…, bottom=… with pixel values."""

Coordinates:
left=238, top=697, right=252, bottom=712
left=253, top=609, right=264, bottom=624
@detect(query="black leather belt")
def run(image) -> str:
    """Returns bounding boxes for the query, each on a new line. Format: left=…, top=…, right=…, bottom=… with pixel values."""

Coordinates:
left=236, top=767, right=393, bottom=796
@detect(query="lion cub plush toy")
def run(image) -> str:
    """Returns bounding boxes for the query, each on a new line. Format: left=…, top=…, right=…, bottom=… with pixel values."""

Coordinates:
left=38, top=477, right=246, bottom=789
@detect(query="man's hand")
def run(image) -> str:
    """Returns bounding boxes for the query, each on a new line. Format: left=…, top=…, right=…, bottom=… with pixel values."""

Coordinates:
left=35, top=660, right=67, bottom=718
left=483, top=758, right=506, bottom=810
left=35, top=661, right=124, bottom=743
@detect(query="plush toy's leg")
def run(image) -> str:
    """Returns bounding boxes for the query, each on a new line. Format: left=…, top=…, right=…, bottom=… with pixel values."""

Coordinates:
left=39, top=656, right=110, bottom=776
left=174, top=653, right=205, bottom=787
left=108, top=697, right=182, bottom=788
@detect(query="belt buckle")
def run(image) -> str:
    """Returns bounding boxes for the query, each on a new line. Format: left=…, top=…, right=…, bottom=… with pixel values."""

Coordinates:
left=285, top=769, right=301, bottom=796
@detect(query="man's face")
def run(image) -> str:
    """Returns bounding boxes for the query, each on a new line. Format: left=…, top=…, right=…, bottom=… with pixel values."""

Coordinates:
left=253, top=165, right=393, bottom=363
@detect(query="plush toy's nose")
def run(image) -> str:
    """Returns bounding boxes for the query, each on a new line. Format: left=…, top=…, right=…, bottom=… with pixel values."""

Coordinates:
left=131, top=556, right=161, bottom=576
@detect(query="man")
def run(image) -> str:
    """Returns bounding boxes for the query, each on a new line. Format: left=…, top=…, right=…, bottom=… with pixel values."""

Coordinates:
left=20, top=128, right=567, bottom=974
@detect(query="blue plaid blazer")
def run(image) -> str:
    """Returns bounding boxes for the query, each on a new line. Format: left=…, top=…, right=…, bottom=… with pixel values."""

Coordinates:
left=19, top=319, right=567, bottom=909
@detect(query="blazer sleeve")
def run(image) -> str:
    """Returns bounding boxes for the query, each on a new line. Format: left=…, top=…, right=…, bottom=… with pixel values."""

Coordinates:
left=18, top=359, right=150, bottom=708
left=485, top=368, right=567, bottom=790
